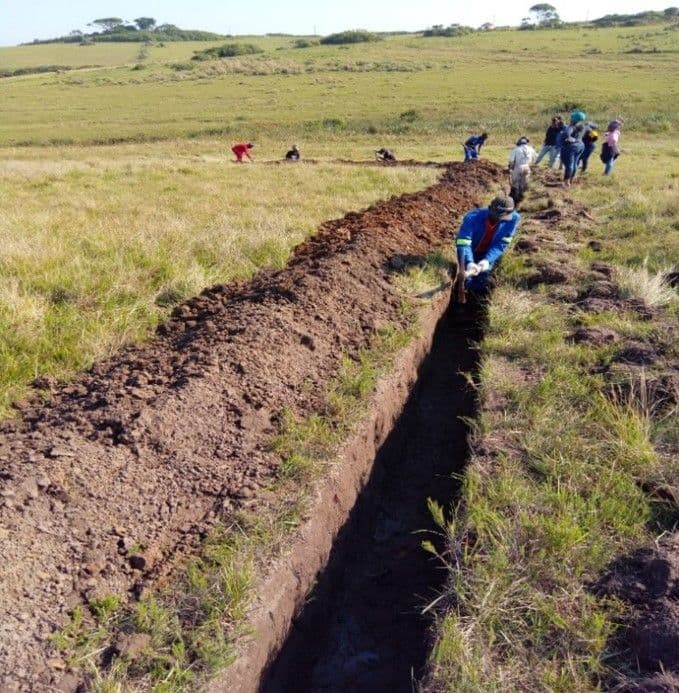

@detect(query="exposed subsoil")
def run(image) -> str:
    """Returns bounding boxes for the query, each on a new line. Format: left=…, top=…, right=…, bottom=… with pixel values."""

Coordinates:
left=0, top=160, right=504, bottom=690
left=263, top=299, right=484, bottom=693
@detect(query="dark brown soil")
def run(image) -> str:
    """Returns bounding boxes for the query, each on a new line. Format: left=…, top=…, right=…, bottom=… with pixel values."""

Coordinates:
left=594, top=533, right=679, bottom=687
left=524, top=260, right=575, bottom=287
left=568, top=326, right=620, bottom=346
left=613, top=341, right=660, bottom=365
left=0, top=161, right=503, bottom=691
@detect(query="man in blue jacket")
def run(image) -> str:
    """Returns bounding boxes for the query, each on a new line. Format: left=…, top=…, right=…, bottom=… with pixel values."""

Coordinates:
left=463, top=133, right=488, bottom=162
left=455, top=195, right=520, bottom=295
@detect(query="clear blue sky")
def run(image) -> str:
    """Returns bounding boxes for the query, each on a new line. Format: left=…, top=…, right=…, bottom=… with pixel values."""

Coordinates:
left=1, top=0, right=671, bottom=46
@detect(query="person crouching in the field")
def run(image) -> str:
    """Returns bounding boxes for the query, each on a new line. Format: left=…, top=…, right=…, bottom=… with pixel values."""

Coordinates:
left=232, top=142, right=254, bottom=163
left=285, top=144, right=300, bottom=161
left=375, top=147, right=396, bottom=162
left=463, top=132, right=488, bottom=162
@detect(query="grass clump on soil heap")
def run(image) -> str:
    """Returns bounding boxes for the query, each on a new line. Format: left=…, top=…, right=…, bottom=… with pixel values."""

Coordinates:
left=425, top=152, right=678, bottom=690
left=49, top=301, right=423, bottom=690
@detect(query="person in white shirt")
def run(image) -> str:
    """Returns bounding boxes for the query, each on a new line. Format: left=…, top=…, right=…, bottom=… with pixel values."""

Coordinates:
left=508, top=136, right=537, bottom=204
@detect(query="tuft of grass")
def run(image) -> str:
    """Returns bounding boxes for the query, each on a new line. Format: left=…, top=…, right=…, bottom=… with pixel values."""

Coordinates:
left=616, top=257, right=678, bottom=308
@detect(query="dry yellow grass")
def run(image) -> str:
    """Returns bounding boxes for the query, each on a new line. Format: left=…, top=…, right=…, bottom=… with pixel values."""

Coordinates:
left=0, top=147, right=438, bottom=415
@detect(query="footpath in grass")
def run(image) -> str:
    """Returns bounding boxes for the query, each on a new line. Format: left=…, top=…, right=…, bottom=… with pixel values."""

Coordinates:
left=425, top=169, right=678, bottom=691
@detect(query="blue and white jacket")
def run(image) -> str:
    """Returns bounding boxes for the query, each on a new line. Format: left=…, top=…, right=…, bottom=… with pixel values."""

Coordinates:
left=455, top=208, right=521, bottom=269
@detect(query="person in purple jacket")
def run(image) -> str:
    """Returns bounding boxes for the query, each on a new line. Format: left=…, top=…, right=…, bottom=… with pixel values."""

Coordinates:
left=455, top=195, right=520, bottom=293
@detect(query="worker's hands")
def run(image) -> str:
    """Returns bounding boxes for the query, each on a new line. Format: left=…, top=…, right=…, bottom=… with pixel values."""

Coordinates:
left=478, top=259, right=490, bottom=273
left=464, top=262, right=480, bottom=278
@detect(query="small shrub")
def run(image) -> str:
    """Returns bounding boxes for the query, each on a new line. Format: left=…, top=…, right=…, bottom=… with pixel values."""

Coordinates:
left=422, top=24, right=474, bottom=37
left=293, top=39, right=319, bottom=48
left=320, top=30, right=382, bottom=45
left=192, top=43, right=264, bottom=61
left=399, top=109, right=421, bottom=122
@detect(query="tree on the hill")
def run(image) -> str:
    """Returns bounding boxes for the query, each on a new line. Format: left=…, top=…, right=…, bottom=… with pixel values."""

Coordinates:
left=664, top=6, right=679, bottom=17
left=529, top=3, right=561, bottom=27
left=134, top=17, right=156, bottom=31
left=89, top=17, right=124, bottom=32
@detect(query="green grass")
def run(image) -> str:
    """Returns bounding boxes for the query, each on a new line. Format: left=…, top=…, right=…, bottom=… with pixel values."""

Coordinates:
left=2, top=20, right=678, bottom=692
left=425, top=145, right=678, bottom=691
left=0, top=25, right=677, bottom=146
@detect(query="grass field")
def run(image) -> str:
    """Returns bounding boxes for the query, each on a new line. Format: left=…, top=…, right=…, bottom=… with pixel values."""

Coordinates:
left=1, top=20, right=678, bottom=691
left=1, top=26, right=677, bottom=146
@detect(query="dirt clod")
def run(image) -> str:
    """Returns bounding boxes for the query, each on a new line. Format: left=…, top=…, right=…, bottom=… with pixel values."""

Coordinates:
left=114, top=632, right=152, bottom=661
left=524, top=260, right=575, bottom=287
left=614, top=341, right=659, bottom=365
left=594, top=533, right=679, bottom=681
left=568, top=327, right=620, bottom=346
left=515, top=238, right=540, bottom=254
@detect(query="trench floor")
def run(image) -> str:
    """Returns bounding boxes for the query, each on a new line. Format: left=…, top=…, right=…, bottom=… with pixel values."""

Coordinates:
left=263, top=299, right=485, bottom=692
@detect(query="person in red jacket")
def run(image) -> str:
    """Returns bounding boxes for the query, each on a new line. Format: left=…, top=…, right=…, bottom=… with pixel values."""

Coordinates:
left=232, top=142, right=254, bottom=163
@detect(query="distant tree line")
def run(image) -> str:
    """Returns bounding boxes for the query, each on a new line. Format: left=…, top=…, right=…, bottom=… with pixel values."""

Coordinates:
left=25, top=6, right=679, bottom=46
left=27, top=17, right=226, bottom=44
left=591, top=8, right=678, bottom=27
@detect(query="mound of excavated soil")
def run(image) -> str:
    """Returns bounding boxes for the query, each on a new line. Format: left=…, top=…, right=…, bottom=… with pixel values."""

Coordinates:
left=0, top=160, right=503, bottom=690
left=594, top=533, right=679, bottom=687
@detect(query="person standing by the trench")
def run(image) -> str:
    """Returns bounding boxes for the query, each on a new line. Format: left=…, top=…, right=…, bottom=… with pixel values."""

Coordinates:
left=534, top=116, right=563, bottom=168
left=601, top=119, right=623, bottom=175
left=560, top=111, right=586, bottom=187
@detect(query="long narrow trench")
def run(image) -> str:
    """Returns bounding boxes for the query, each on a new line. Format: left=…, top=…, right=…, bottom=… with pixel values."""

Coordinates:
left=262, top=298, right=486, bottom=693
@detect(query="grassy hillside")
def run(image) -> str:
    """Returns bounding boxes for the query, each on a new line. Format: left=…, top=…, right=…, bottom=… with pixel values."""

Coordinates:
left=0, top=25, right=677, bottom=145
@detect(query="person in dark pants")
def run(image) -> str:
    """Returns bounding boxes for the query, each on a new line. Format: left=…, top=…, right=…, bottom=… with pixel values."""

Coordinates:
left=560, top=111, right=586, bottom=187
left=580, top=123, right=599, bottom=172
left=455, top=195, right=520, bottom=296
left=375, top=147, right=396, bottom=162
left=463, top=133, right=488, bottom=162
left=601, top=119, right=623, bottom=175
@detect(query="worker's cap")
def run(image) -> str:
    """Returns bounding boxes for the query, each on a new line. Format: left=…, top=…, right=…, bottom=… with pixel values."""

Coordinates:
left=570, top=110, right=586, bottom=124
left=488, top=195, right=515, bottom=221
left=516, top=136, right=530, bottom=145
